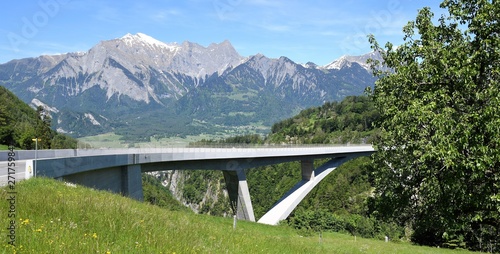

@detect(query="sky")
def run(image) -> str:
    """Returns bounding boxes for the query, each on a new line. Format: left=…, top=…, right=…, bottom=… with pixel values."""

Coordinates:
left=0, top=0, right=446, bottom=66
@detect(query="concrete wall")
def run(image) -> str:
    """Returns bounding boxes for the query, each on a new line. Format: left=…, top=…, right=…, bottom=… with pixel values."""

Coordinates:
left=62, top=165, right=143, bottom=201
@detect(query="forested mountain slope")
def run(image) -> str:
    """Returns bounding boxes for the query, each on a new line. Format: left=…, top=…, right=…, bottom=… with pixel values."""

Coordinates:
left=0, top=86, right=77, bottom=149
left=268, top=95, right=378, bottom=144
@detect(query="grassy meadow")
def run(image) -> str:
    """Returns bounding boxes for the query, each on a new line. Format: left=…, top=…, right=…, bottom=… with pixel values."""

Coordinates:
left=0, top=178, right=475, bottom=253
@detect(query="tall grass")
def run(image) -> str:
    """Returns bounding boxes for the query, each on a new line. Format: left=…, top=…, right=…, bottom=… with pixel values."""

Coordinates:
left=0, top=178, right=474, bottom=253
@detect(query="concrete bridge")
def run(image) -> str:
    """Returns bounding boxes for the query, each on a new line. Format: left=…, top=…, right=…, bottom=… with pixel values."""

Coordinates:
left=0, top=145, right=374, bottom=225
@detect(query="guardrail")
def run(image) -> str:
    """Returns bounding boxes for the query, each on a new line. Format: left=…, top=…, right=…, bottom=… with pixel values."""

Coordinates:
left=0, top=143, right=374, bottom=161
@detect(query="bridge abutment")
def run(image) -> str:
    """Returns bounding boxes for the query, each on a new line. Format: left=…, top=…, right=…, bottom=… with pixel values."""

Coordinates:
left=223, top=169, right=255, bottom=222
left=62, top=165, right=144, bottom=201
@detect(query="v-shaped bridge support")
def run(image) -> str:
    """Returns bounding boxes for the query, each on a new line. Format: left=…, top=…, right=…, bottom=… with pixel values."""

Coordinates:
left=257, top=156, right=356, bottom=225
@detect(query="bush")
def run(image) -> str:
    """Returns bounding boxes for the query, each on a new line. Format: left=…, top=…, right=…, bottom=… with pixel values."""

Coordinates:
left=287, top=209, right=404, bottom=240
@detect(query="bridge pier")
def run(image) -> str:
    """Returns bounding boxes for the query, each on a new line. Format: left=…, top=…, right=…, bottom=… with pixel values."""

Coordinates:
left=301, top=160, right=314, bottom=180
left=121, top=165, right=143, bottom=200
left=223, top=169, right=255, bottom=222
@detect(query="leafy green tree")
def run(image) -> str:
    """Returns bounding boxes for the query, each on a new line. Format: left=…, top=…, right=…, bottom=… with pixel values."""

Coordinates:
left=267, top=95, right=379, bottom=144
left=35, top=106, right=53, bottom=149
left=0, top=104, right=13, bottom=144
left=142, top=174, right=190, bottom=212
left=0, top=104, right=8, bottom=126
left=0, top=86, right=78, bottom=149
left=51, top=134, right=78, bottom=149
left=369, top=0, right=499, bottom=250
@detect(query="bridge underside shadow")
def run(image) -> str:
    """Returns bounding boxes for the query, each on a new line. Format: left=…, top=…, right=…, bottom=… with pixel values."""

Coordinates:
left=61, top=165, right=144, bottom=201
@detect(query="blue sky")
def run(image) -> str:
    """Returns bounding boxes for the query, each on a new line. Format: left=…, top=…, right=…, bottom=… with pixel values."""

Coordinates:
left=1, top=0, right=445, bottom=65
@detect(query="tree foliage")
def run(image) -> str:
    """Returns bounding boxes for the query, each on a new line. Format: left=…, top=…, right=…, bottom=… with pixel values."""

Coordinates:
left=369, top=0, right=499, bottom=250
left=0, top=86, right=78, bottom=149
left=142, top=174, right=190, bottom=212
left=268, top=96, right=379, bottom=144
left=297, top=157, right=373, bottom=215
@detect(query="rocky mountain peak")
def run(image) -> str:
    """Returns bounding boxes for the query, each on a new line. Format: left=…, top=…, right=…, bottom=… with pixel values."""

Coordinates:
left=323, top=50, right=382, bottom=71
left=303, top=62, right=319, bottom=69
left=119, top=33, right=181, bottom=52
left=0, top=34, right=378, bottom=138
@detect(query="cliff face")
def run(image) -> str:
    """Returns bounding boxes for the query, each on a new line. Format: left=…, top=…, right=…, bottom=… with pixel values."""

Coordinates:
left=149, top=170, right=231, bottom=216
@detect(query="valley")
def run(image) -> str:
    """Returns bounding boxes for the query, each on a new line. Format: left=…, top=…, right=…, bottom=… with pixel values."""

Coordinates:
left=77, top=130, right=266, bottom=149
left=0, top=33, right=378, bottom=141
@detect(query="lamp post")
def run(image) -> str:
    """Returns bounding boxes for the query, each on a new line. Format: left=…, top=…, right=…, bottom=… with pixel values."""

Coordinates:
left=32, top=138, right=41, bottom=177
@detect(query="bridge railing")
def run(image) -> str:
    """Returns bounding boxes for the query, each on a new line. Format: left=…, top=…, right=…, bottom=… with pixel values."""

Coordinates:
left=145, top=142, right=372, bottom=148
left=0, top=143, right=374, bottom=161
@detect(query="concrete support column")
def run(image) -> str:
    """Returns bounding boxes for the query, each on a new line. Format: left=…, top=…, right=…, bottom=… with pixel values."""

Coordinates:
left=258, top=157, right=349, bottom=225
left=301, top=160, right=314, bottom=181
left=121, top=165, right=144, bottom=201
left=223, top=169, right=256, bottom=222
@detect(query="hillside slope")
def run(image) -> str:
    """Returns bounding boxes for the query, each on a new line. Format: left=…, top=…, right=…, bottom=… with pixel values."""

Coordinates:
left=0, top=178, right=470, bottom=253
left=268, top=95, right=379, bottom=144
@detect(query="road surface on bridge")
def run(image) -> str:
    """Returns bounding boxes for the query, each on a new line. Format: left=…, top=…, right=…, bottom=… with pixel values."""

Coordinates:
left=0, top=161, right=27, bottom=186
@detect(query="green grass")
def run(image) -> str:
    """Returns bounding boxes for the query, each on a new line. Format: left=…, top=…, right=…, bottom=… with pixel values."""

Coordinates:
left=0, top=178, right=475, bottom=253
left=0, top=144, right=9, bottom=150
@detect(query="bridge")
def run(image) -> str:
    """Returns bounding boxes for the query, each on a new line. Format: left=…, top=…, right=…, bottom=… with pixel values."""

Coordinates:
left=0, top=145, right=375, bottom=225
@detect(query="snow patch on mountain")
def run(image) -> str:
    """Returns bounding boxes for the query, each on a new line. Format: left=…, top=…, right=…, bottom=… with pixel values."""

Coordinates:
left=31, top=98, right=59, bottom=113
left=323, top=51, right=382, bottom=71
left=84, top=113, right=101, bottom=126
left=56, top=127, right=69, bottom=134
left=120, top=33, right=180, bottom=52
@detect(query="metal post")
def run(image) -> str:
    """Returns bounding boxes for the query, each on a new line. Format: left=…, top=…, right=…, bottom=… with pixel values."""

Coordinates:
left=233, top=215, right=237, bottom=230
left=34, top=138, right=37, bottom=177
left=32, top=138, right=39, bottom=177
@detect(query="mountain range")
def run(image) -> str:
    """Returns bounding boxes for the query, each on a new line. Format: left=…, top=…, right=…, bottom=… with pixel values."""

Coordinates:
left=0, top=33, right=379, bottom=140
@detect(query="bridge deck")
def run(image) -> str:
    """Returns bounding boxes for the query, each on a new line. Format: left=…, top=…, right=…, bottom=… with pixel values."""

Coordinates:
left=0, top=145, right=375, bottom=224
